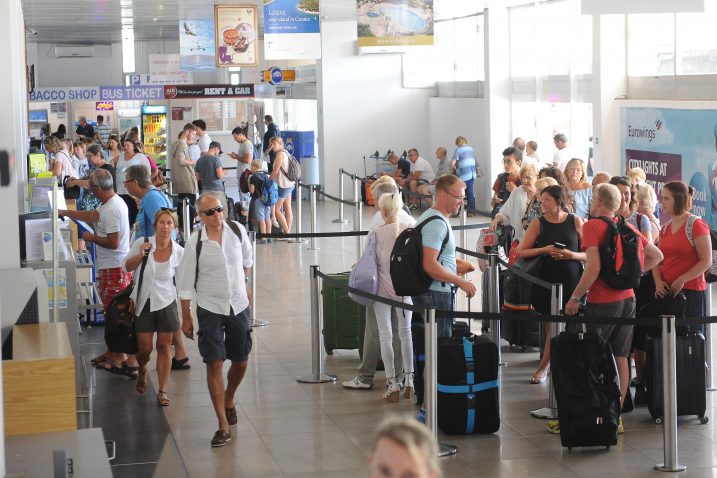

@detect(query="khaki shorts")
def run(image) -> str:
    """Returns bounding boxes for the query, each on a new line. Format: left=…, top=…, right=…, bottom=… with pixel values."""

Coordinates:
left=585, top=297, right=636, bottom=357
left=134, top=300, right=180, bottom=333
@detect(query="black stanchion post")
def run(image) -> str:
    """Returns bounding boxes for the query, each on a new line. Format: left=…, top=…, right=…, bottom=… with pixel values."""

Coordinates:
left=487, top=254, right=505, bottom=366
left=423, top=307, right=458, bottom=457
left=656, top=314, right=686, bottom=472
left=297, top=266, right=337, bottom=384
left=531, top=283, right=563, bottom=419
left=309, top=185, right=319, bottom=251
left=248, top=230, right=268, bottom=328
left=332, top=169, right=350, bottom=224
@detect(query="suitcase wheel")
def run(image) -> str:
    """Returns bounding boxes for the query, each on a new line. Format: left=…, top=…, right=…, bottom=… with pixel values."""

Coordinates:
left=655, top=417, right=663, bottom=425
left=699, top=415, right=709, bottom=425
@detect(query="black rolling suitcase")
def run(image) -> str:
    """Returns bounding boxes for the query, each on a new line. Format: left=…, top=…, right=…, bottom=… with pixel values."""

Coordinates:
left=437, top=334, right=500, bottom=435
left=645, top=332, right=708, bottom=424
left=500, top=309, right=541, bottom=351
left=551, top=332, right=621, bottom=449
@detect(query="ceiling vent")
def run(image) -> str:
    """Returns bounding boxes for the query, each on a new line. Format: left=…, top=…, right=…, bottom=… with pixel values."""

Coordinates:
left=53, top=45, right=95, bottom=58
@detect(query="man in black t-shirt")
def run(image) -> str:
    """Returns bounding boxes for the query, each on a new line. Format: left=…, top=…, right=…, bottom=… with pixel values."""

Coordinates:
left=76, top=116, right=95, bottom=139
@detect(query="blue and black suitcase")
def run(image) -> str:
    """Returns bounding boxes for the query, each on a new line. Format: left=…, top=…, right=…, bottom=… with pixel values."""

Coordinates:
left=437, top=334, right=500, bottom=434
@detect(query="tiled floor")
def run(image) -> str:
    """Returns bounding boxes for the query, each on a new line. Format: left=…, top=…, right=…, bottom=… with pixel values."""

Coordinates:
left=82, top=200, right=717, bottom=477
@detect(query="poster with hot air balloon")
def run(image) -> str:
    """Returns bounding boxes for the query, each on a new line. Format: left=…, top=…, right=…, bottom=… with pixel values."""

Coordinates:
left=215, top=5, right=259, bottom=67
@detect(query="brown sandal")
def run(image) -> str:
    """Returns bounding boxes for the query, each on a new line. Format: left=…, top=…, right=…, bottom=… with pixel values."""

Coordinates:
left=156, top=390, right=170, bottom=407
left=136, top=367, right=147, bottom=394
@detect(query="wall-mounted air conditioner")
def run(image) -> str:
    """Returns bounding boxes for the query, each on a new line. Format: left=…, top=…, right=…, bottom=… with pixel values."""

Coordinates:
left=53, top=45, right=95, bottom=58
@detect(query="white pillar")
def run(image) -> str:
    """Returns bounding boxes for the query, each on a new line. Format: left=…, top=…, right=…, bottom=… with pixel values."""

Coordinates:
left=483, top=6, right=512, bottom=211
left=0, top=0, right=29, bottom=473
left=591, top=14, right=628, bottom=174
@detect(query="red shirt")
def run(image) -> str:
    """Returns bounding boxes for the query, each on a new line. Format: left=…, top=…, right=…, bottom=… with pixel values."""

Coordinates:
left=581, top=216, right=648, bottom=304
left=658, top=216, right=709, bottom=291
left=492, top=174, right=521, bottom=194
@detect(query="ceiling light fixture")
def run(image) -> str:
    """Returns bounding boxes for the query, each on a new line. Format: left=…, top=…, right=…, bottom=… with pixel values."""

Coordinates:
left=122, top=27, right=135, bottom=73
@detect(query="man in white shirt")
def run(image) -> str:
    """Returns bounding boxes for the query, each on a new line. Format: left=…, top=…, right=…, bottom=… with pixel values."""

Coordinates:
left=192, top=119, right=213, bottom=156
left=59, top=168, right=134, bottom=373
left=177, top=193, right=253, bottom=448
left=402, top=148, right=435, bottom=210
left=553, top=133, right=575, bottom=172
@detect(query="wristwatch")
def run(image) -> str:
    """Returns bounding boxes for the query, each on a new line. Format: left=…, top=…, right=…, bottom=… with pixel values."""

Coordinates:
left=569, top=296, right=581, bottom=303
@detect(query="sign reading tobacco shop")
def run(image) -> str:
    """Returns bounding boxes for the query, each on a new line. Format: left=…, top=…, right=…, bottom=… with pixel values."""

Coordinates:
left=163, top=84, right=254, bottom=99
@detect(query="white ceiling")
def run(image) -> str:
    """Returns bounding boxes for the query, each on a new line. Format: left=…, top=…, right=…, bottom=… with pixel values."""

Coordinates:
left=21, top=0, right=358, bottom=44
left=21, top=0, right=481, bottom=45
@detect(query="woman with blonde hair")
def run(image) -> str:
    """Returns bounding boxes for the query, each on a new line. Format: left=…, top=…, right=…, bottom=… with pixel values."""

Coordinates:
left=635, top=183, right=660, bottom=243
left=563, top=158, right=592, bottom=219
left=372, top=192, right=416, bottom=402
left=451, top=136, right=478, bottom=214
left=44, top=135, right=78, bottom=183
left=369, top=415, right=441, bottom=478
left=269, top=136, right=294, bottom=235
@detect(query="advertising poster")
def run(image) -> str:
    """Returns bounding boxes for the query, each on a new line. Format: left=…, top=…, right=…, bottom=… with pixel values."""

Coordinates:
left=179, top=19, right=216, bottom=72
left=356, top=0, right=434, bottom=47
left=621, top=106, right=717, bottom=228
left=215, top=5, right=259, bottom=67
left=42, top=268, right=67, bottom=309
left=263, top=0, right=321, bottom=60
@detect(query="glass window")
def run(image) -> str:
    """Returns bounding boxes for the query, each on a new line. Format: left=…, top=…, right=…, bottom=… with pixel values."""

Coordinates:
left=510, top=6, right=537, bottom=77
left=536, top=2, right=572, bottom=76
left=676, top=10, right=717, bottom=75
left=402, top=14, right=484, bottom=87
left=627, top=13, right=675, bottom=76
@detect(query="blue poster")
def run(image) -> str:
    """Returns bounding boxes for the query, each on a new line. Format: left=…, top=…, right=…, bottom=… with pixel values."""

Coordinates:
left=180, top=19, right=216, bottom=71
left=621, top=107, right=717, bottom=228
left=263, top=0, right=321, bottom=60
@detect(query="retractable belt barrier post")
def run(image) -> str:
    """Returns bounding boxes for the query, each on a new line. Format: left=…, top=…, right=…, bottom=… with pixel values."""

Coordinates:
left=706, top=284, right=715, bottom=391
left=460, top=203, right=467, bottom=260
left=354, top=200, right=363, bottom=262
left=309, top=185, right=319, bottom=251
left=423, top=307, right=458, bottom=457
left=332, top=169, right=350, bottom=224
left=182, top=197, right=190, bottom=245
left=656, top=315, right=686, bottom=472
left=290, top=180, right=308, bottom=244
left=297, top=265, right=337, bottom=384
left=531, top=283, right=563, bottom=420
left=248, top=231, right=268, bottom=328
left=486, top=254, right=505, bottom=366
left=52, top=180, right=59, bottom=323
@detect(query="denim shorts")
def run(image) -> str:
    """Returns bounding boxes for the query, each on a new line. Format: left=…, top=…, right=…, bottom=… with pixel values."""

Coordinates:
left=196, top=306, right=252, bottom=363
left=411, top=290, right=454, bottom=337
left=278, top=186, right=294, bottom=199
left=253, top=199, right=272, bottom=221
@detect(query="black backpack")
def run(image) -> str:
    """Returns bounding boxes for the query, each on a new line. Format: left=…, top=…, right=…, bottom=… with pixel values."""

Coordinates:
left=390, top=216, right=449, bottom=297
left=596, top=216, right=642, bottom=290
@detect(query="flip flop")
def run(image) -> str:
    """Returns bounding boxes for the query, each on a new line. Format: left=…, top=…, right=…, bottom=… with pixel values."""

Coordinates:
left=136, top=367, right=147, bottom=394
left=90, top=354, right=113, bottom=366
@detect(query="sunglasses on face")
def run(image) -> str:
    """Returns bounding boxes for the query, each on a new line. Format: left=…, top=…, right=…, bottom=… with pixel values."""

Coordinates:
left=200, top=206, right=224, bottom=216
left=160, top=207, right=175, bottom=212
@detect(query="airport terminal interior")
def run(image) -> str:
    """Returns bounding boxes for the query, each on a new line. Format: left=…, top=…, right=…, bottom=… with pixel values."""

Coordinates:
left=2, top=0, right=717, bottom=476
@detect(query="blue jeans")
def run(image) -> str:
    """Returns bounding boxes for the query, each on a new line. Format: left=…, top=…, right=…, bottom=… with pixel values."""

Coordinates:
left=464, top=178, right=475, bottom=212
left=412, top=290, right=454, bottom=337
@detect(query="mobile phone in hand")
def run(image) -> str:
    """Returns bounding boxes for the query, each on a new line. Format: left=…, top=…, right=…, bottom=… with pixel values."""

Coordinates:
left=554, top=242, right=566, bottom=249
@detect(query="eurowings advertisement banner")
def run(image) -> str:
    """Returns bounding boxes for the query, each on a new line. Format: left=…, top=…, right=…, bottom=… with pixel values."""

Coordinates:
left=621, top=106, right=717, bottom=228
left=263, top=0, right=321, bottom=59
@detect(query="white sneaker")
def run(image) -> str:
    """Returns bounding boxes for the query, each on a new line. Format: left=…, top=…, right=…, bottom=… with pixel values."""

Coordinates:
left=342, top=377, right=372, bottom=390
left=403, top=373, right=415, bottom=400
left=272, top=221, right=280, bottom=228
left=384, top=378, right=401, bottom=403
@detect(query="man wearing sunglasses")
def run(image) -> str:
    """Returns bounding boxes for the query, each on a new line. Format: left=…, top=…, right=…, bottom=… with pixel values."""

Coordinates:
left=176, top=193, right=253, bottom=448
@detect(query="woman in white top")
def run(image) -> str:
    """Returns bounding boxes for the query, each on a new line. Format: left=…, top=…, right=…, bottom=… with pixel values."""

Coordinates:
left=269, top=136, right=295, bottom=234
left=116, top=138, right=151, bottom=195
left=489, top=163, right=538, bottom=242
left=44, top=136, right=78, bottom=183
left=372, top=192, right=416, bottom=402
left=124, top=209, right=184, bottom=407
